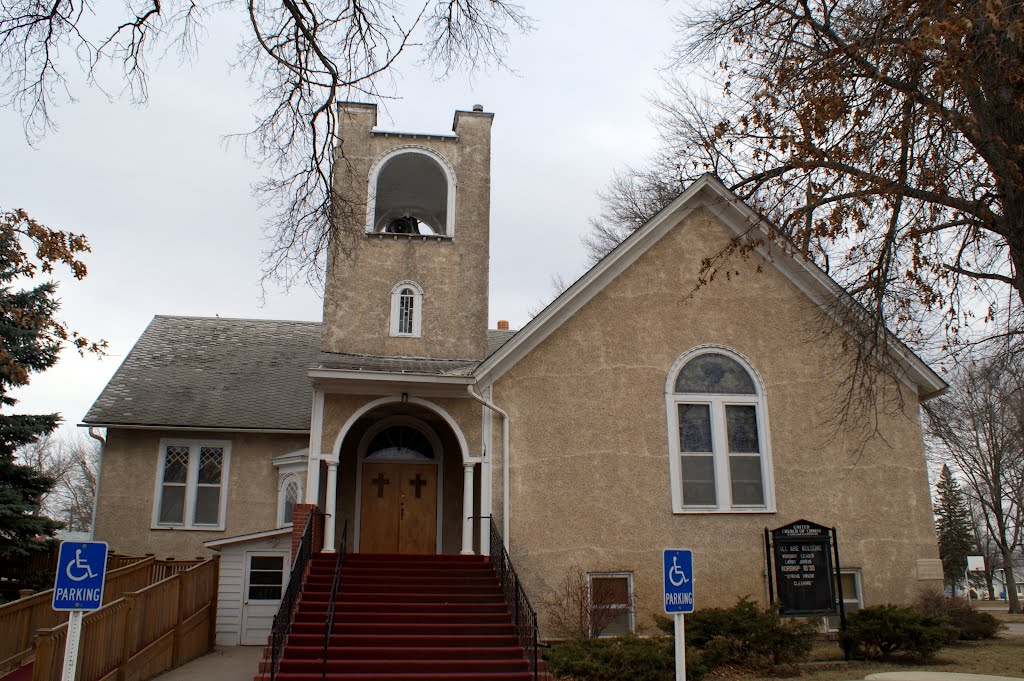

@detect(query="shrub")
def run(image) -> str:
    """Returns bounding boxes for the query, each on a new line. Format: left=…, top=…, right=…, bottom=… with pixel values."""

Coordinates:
left=654, top=597, right=816, bottom=669
left=543, top=634, right=707, bottom=681
left=838, top=605, right=956, bottom=660
left=913, top=590, right=1004, bottom=641
left=541, top=564, right=634, bottom=639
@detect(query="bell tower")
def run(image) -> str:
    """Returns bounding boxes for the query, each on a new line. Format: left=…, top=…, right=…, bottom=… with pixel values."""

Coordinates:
left=321, top=103, right=493, bottom=361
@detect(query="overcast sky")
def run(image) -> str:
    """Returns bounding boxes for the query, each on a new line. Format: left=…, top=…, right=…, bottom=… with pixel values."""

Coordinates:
left=1, top=1, right=684, bottom=435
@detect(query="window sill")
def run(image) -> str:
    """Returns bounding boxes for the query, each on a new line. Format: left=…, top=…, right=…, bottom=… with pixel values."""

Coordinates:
left=673, top=507, right=777, bottom=515
left=151, top=523, right=227, bottom=532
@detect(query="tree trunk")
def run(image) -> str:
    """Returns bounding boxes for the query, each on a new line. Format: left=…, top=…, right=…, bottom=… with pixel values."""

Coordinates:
left=1000, top=549, right=1022, bottom=614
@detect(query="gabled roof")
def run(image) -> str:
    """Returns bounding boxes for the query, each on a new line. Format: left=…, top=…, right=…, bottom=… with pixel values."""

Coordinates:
left=83, top=316, right=322, bottom=432
left=474, top=174, right=946, bottom=399
left=83, top=316, right=518, bottom=431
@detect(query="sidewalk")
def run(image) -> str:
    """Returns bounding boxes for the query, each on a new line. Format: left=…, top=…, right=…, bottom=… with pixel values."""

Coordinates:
left=152, top=646, right=262, bottom=681
left=867, top=673, right=1023, bottom=681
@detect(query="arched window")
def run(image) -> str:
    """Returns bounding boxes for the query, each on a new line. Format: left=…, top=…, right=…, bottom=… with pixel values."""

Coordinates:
left=368, top=147, right=456, bottom=236
left=665, top=348, right=774, bottom=513
left=390, top=281, right=423, bottom=337
left=278, top=475, right=302, bottom=526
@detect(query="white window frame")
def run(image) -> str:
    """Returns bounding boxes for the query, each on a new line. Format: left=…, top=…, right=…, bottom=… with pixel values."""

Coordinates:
left=277, top=474, right=303, bottom=527
left=151, top=439, right=231, bottom=530
left=588, top=572, right=635, bottom=637
left=825, top=568, right=863, bottom=632
left=366, top=145, right=457, bottom=237
left=389, top=280, right=424, bottom=337
left=665, top=346, right=776, bottom=514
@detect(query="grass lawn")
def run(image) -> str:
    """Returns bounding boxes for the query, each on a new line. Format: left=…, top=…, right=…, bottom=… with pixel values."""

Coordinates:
left=717, top=637, right=1024, bottom=681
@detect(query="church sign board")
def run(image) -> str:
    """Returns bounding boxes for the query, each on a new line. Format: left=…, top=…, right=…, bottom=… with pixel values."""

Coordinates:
left=767, top=520, right=840, bottom=617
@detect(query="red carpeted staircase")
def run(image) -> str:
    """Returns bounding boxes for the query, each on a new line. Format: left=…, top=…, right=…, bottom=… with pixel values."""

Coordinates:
left=260, top=552, right=549, bottom=681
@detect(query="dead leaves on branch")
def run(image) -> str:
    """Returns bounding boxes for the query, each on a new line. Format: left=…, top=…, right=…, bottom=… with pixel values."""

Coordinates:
left=664, top=0, right=1024, bottom=352
left=0, top=209, right=107, bottom=371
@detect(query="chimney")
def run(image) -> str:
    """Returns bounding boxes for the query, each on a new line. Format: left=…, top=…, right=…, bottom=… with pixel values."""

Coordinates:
left=497, top=320, right=510, bottom=331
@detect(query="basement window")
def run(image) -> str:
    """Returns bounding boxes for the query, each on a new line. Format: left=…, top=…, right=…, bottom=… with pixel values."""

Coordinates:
left=588, top=573, right=634, bottom=637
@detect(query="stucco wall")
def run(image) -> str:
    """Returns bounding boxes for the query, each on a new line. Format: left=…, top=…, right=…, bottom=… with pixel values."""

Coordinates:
left=321, top=103, right=492, bottom=360
left=491, top=208, right=940, bottom=636
left=93, top=429, right=308, bottom=557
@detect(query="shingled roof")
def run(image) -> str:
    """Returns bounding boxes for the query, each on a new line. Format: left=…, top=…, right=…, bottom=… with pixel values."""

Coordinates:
left=83, top=316, right=517, bottom=431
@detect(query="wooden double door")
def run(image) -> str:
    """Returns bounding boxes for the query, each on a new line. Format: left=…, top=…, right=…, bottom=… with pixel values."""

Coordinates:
left=359, top=462, right=438, bottom=554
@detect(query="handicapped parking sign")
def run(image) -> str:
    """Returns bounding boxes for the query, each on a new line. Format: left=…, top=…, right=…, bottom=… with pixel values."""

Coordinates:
left=52, top=541, right=108, bottom=611
left=663, top=549, right=694, bottom=613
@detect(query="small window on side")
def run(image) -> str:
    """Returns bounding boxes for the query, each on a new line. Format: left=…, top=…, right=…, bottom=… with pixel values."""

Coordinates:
left=588, top=573, right=634, bottom=637
left=389, top=281, right=423, bottom=337
left=825, top=569, right=862, bottom=631
left=279, top=477, right=302, bottom=526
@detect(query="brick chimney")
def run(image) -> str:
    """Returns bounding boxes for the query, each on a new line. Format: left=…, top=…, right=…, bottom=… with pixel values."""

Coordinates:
left=497, top=320, right=510, bottom=331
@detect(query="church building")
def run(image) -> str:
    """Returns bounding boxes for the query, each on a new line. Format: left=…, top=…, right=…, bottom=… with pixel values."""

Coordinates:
left=84, top=103, right=947, bottom=649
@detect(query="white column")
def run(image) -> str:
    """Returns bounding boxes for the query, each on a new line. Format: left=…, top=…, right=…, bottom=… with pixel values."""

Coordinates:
left=322, top=461, right=339, bottom=553
left=461, top=461, right=476, bottom=555
left=305, top=390, right=325, bottom=504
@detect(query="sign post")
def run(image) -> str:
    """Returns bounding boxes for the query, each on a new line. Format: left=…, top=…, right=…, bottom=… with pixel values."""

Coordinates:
left=664, top=549, right=694, bottom=681
left=52, top=541, right=108, bottom=681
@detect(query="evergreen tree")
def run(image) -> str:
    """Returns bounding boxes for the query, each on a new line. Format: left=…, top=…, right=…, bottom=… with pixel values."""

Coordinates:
left=934, top=465, right=976, bottom=596
left=0, top=209, right=103, bottom=560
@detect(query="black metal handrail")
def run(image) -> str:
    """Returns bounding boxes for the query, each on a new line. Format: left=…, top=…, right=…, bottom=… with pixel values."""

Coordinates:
left=270, top=512, right=318, bottom=681
left=321, top=520, right=348, bottom=681
left=489, top=517, right=539, bottom=680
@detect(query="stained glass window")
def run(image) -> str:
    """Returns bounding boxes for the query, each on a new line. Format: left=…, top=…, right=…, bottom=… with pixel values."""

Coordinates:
left=671, top=351, right=769, bottom=511
left=675, top=353, right=756, bottom=394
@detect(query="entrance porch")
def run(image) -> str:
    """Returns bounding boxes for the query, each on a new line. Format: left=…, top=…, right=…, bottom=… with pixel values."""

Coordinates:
left=313, top=397, right=483, bottom=556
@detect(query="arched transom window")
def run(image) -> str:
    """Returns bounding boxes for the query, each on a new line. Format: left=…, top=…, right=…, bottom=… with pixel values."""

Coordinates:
left=666, top=349, right=775, bottom=513
left=365, top=425, right=435, bottom=461
left=390, top=281, right=423, bottom=337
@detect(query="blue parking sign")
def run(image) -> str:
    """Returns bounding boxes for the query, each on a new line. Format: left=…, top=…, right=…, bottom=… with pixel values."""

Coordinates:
left=664, top=549, right=694, bottom=613
left=53, top=541, right=108, bottom=611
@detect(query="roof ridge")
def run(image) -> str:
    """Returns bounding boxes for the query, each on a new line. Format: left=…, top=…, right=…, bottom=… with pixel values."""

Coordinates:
left=153, top=314, right=322, bottom=325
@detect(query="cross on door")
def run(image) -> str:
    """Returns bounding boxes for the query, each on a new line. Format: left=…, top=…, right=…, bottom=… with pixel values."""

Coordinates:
left=371, top=472, right=391, bottom=498
left=409, top=473, right=428, bottom=498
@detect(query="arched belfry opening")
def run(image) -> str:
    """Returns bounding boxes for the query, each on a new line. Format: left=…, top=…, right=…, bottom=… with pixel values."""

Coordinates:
left=370, top=149, right=454, bottom=235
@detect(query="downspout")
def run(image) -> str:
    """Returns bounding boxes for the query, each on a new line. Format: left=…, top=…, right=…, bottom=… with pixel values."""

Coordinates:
left=467, top=384, right=510, bottom=547
left=86, top=427, right=106, bottom=540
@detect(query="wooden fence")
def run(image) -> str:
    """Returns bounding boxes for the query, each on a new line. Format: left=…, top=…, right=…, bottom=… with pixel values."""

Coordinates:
left=0, top=555, right=199, bottom=676
left=31, top=557, right=219, bottom=681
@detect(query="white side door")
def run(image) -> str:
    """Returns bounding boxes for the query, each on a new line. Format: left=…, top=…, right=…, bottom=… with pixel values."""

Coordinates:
left=240, top=551, right=289, bottom=645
